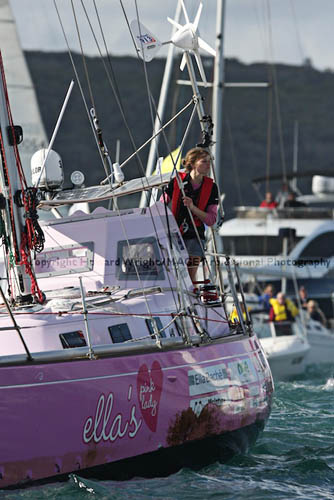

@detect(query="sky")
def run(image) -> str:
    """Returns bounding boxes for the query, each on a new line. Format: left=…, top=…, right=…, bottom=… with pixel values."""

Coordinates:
left=8, top=0, right=334, bottom=72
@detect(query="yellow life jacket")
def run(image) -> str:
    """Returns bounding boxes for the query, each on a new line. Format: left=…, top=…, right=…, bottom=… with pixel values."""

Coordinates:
left=230, top=307, right=248, bottom=323
left=269, top=297, right=299, bottom=321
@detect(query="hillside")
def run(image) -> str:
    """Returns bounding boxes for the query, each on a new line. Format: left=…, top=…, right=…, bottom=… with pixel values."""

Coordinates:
left=25, top=52, right=334, bottom=218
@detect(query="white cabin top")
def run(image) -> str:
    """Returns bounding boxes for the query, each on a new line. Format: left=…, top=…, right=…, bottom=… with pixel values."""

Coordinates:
left=37, top=204, right=193, bottom=293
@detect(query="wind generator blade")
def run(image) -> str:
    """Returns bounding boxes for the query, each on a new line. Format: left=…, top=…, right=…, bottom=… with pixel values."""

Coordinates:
left=198, top=37, right=216, bottom=57
left=167, top=17, right=182, bottom=30
left=130, top=19, right=162, bottom=62
left=180, top=0, right=190, bottom=24
left=180, top=53, right=187, bottom=71
left=193, top=50, right=208, bottom=86
left=193, top=2, right=203, bottom=30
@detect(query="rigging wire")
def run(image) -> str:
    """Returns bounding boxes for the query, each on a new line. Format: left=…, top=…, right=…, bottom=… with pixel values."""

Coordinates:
left=116, top=3, right=219, bottom=284
left=71, top=0, right=96, bottom=113
left=119, top=0, right=191, bottom=180
left=81, top=1, right=213, bottom=293
left=55, top=1, right=218, bottom=312
left=53, top=0, right=112, bottom=189
left=72, top=0, right=185, bottom=313
left=289, top=0, right=305, bottom=64
left=79, top=0, right=149, bottom=181
left=264, top=0, right=287, bottom=182
left=78, top=1, right=182, bottom=313
left=134, top=0, right=156, bottom=140
left=251, top=0, right=274, bottom=192
left=70, top=0, right=113, bottom=184
left=224, top=110, right=251, bottom=257
left=92, top=0, right=122, bottom=106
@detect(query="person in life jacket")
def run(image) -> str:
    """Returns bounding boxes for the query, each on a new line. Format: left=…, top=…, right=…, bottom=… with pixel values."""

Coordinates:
left=230, top=302, right=251, bottom=324
left=269, top=292, right=299, bottom=322
left=161, top=147, right=218, bottom=283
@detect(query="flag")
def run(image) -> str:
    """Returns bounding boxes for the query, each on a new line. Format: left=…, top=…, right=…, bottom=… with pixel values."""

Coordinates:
left=154, top=147, right=182, bottom=174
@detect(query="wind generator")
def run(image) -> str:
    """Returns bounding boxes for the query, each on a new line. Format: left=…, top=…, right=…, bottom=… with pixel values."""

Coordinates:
left=130, top=0, right=216, bottom=87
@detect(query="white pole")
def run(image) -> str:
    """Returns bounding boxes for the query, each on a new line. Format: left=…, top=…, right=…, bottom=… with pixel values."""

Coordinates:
left=212, top=0, right=226, bottom=196
left=139, top=1, right=182, bottom=208
left=35, top=80, right=74, bottom=188
left=212, top=0, right=226, bottom=255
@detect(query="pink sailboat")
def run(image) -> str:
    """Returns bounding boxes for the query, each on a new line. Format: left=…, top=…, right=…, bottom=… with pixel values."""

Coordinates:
left=0, top=1, right=273, bottom=489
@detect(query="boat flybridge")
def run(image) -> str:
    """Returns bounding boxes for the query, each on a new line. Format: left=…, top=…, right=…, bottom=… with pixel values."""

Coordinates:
left=0, top=1, right=273, bottom=489
left=220, top=172, right=334, bottom=264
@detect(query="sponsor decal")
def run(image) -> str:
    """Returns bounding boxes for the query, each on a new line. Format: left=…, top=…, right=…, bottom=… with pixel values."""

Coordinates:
left=137, top=360, right=163, bottom=432
left=248, top=384, right=260, bottom=397
left=190, top=393, right=227, bottom=415
left=137, top=34, right=156, bottom=44
left=229, top=359, right=257, bottom=384
left=82, top=385, right=142, bottom=444
left=188, top=363, right=229, bottom=396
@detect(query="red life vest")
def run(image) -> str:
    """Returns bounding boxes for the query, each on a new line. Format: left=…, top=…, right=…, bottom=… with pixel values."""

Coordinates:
left=171, top=172, right=213, bottom=233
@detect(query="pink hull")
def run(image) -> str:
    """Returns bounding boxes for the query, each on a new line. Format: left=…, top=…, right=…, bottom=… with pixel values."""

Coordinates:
left=0, top=335, right=272, bottom=488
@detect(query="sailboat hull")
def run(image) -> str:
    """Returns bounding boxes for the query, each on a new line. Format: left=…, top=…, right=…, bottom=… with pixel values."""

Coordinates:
left=0, top=335, right=272, bottom=488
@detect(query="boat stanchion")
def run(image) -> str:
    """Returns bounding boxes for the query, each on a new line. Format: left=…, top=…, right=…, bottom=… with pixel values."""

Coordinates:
left=0, top=286, right=33, bottom=361
left=233, top=260, right=253, bottom=334
left=79, top=277, right=96, bottom=360
left=224, top=256, right=248, bottom=335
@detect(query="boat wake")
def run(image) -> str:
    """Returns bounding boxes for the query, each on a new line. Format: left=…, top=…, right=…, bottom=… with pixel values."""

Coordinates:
left=322, top=377, right=334, bottom=390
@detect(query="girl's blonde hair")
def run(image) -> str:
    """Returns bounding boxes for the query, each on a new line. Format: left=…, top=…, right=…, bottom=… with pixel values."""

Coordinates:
left=182, top=147, right=210, bottom=172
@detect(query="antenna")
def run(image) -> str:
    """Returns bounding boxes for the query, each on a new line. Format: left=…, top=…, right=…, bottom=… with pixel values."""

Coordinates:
left=131, top=1, right=215, bottom=86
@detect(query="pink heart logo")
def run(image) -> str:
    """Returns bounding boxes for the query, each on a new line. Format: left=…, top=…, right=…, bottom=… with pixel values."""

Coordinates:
left=137, top=360, right=163, bottom=432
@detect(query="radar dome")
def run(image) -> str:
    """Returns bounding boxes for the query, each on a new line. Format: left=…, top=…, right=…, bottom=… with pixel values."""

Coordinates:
left=31, top=149, right=64, bottom=191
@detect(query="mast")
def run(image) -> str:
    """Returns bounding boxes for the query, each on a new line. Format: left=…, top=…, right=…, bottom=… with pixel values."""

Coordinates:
left=0, top=52, right=40, bottom=303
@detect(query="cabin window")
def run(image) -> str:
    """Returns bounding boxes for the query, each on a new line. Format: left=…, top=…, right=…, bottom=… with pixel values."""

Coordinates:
left=117, top=237, right=165, bottom=280
left=108, top=323, right=132, bottom=343
left=274, top=322, right=293, bottom=337
left=299, top=232, right=334, bottom=259
left=254, top=323, right=271, bottom=339
left=145, top=317, right=166, bottom=338
left=35, top=242, right=94, bottom=277
left=59, top=330, right=87, bottom=348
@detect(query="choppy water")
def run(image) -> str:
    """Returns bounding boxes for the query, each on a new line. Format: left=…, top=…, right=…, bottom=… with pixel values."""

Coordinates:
left=1, top=364, right=334, bottom=500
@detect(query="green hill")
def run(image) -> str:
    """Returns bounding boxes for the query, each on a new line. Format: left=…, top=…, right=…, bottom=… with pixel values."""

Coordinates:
left=25, top=52, right=334, bottom=217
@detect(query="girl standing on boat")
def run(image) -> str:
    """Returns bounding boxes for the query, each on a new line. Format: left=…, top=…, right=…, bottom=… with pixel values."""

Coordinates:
left=161, top=147, right=218, bottom=283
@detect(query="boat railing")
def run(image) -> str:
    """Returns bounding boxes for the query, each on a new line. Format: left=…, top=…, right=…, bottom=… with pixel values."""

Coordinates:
left=234, top=206, right=334, bottom=220
left=0, top=331, right=246, bottom=367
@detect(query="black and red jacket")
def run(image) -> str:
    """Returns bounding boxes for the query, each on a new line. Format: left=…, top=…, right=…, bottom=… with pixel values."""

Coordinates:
left=164, top=172, right=218, bottom=239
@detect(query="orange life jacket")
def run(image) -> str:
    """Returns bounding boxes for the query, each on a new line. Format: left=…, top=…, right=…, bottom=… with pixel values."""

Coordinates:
left=171, top=172, right=213, bottom=234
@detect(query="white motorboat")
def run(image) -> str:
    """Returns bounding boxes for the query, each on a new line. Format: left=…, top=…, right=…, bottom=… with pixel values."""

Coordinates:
left=302, top=313, right=334, bottom=366
left=252, top=315, right=310, bottom=381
